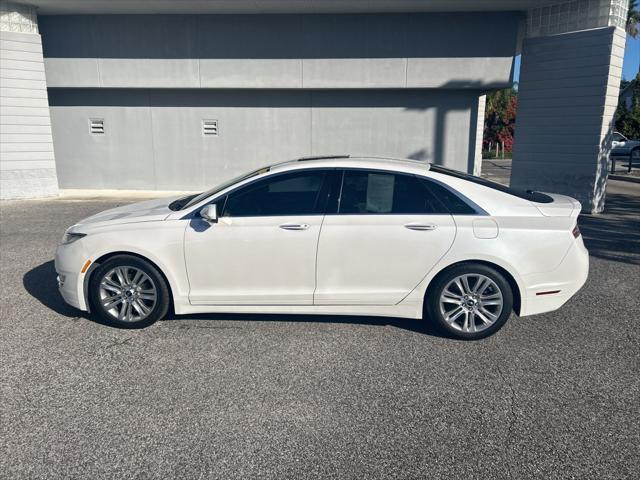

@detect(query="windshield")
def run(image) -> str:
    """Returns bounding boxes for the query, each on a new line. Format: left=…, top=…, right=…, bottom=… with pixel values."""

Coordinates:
left=169, top=167, right=269, bottom=211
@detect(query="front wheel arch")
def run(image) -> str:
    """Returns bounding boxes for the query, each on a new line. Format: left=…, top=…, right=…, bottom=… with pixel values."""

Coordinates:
left=423, top=260, right=521, bottom=317
left=84, top=251, right=175, bottom=315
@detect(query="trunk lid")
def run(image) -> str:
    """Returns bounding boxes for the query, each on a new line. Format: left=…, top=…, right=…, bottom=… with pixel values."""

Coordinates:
left=534, top=193, right=581, bottom=217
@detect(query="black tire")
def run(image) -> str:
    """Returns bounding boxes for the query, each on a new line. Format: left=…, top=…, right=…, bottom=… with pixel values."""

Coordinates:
left=425, top=263, right=513, bottom=340
left=88, top=254, right=170, bottom=328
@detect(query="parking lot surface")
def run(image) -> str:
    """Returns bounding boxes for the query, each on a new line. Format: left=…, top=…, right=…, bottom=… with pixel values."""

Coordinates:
left=1, top=184, right=639, bottom=479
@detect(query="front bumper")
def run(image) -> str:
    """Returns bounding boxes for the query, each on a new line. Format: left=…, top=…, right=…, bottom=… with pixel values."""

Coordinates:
left=54, top=243, right=89, bottom=311
left=519, top=237, right=589, bottom=317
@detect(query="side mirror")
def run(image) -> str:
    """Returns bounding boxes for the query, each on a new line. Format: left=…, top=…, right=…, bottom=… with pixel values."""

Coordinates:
left=200, top=204, right=218, bottom=224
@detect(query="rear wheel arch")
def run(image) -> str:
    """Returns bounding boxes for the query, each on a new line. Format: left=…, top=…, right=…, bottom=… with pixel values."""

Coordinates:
left=84, top=251, right=175, bottom=315
left=424, top=260, right=522, bottom=316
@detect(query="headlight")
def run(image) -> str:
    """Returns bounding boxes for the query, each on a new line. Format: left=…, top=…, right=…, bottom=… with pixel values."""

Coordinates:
left=61, top=231, right=86, bottom=245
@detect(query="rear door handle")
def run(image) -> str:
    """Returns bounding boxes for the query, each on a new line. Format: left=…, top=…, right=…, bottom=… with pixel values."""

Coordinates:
left=279, top=223, right=310, bottom=231
left=404, top=223, right=437, bottom=231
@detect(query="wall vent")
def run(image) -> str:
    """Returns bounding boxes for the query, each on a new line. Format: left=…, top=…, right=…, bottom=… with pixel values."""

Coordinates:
left=202, top=119, right=218, bottom=136
left=89, top=118, right=104, bottom=134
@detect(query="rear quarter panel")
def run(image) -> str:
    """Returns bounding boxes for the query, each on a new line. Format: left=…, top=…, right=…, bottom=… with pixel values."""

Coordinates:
left=400, top=172, right=577, bottom=313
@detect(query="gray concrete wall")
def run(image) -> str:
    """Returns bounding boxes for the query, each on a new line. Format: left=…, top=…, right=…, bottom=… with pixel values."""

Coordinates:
left=39, top=13, right=521, bottom=90
left=511, top=26, right=625, bottom=213
left=0, top=30, right=58, bottom=199
left=48, top=89, right=479, bottom=190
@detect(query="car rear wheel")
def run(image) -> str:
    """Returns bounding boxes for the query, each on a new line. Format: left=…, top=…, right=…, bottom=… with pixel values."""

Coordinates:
left=89, top=255, right=170, bottom=328
left=425, top=263, right=513, bottom=340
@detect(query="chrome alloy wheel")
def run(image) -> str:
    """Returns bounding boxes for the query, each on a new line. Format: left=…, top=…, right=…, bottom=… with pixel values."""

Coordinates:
left=439, top=273, right=504, bottom=333
left=98, top=266, right=158, bottom=322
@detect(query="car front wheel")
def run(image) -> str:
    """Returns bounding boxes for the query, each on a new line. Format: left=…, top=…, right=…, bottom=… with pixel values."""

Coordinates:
left=89, top=255, right=170, bottom=328
left=425, top=263, right=513, bottom=340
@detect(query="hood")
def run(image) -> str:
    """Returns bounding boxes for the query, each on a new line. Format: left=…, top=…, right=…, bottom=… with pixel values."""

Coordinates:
left=75, top=195, right=183, bottom=227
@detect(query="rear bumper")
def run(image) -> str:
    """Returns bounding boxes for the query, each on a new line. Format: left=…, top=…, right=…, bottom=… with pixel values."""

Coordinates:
left=519, top=238, right=589, bottom=317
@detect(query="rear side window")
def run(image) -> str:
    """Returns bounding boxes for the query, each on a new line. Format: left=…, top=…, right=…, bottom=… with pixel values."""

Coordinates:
left=429, top=164, right=553, bottom=204
left=419, top=179, right=478, bottom=215
left=223, top=170, right=327, bottom=217
left=338, top=171, right=442, bottom=214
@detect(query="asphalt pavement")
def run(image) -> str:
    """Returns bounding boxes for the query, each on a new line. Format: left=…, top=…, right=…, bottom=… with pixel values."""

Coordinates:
left=1, top=184, right=639, bottom=479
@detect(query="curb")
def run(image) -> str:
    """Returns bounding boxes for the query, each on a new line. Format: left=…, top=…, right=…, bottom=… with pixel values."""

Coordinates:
left=609, top=174, right=640, bottom=184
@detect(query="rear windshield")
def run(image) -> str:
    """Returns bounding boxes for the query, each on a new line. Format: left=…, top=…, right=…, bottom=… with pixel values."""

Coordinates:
left=429, top=165, right=554, bottom=204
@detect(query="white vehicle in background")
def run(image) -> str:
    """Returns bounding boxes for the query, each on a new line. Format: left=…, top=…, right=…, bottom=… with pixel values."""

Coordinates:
left=610, top=131, right=640, bottom=158
left=610, top=131, right=640, bottom=172
left=55, top=156, right=588, bottom=340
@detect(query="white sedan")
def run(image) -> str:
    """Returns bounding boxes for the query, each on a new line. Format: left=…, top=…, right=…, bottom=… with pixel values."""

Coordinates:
left=55, top=156, right=588, bottom=340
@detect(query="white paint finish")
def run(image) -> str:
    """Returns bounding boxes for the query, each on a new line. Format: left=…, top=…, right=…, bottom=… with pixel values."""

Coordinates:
left=0, top=86, right=49, bottom=98
left=0, top=29, right=58, bottom=199
left=0, top=38, right=43, bottom=53
left=55, top=157, right=589, bottom=323
left=0, top=114, right=50, bottom=125
left=0, top=77, right=47, bottom=89
left=0, top=124, right=52, bottom=134
left=0, top=48, right=44, bottom=62
left=315, top=214, right=455, bottom=305
left=0, top=58, right=44, bottom=71
left=0, top=67, right=46, bottom=80
left=1, top=150, right=55, bottom=160
left=185, top=215, right=322, bottom=305
left=0, top=167, right=58, bottom=198
left=472, top=218, right=498, bottom=239
left=1, top=138, right=55, bottom=149
left=0, top=159, right=56, bottom=170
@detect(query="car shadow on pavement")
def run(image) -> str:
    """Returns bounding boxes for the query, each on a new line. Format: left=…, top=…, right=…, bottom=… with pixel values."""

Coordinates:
left=23, top=260, right=83, bottom=319
left=579, top=192, right=640, bottom=265
left=23, top=260, right=449, bottom=337
left=164, top=312, right=449, bottom=337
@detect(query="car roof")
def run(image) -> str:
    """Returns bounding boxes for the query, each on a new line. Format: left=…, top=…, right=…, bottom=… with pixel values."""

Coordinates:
left=269, top=155, right=432, bottom=175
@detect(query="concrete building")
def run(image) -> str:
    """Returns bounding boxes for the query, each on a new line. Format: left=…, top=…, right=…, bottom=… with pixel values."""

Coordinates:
left=0, top=0, right=630, bottom=213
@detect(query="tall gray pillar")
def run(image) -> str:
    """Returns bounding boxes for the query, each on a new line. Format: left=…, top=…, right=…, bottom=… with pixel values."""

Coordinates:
left=511, top=0, right=628, bottom=213
left=0, top=1, right=58, bottom=199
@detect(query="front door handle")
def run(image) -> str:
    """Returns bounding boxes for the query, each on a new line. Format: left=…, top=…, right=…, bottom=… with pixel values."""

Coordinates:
left=404, top=223, right=437, bottom=231
left=279, top=223, right=310, bottom=231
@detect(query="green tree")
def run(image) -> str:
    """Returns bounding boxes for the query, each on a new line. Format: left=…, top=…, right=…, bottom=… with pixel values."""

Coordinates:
left=628, top=0, right=640, bottom=38
left=615, top=73, right=640, bottom=139
left=483, top=87, right=517, bottom=156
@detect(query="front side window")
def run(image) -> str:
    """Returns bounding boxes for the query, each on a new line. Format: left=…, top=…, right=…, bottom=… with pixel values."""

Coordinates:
left=338, top=171, right=443, bottom=214
left=223, top=170, right=327, bottom=217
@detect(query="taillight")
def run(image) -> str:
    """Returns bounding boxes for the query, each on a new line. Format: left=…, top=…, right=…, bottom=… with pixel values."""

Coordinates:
left=572, top=225, right=581, bottom=238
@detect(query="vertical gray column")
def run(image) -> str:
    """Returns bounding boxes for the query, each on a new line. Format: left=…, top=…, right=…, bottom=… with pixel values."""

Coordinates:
left=512, top=0, right=628, bottom=213
left=0, top=1, right=58, bottom=199
left=472, top=95, right=486, bottom=176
